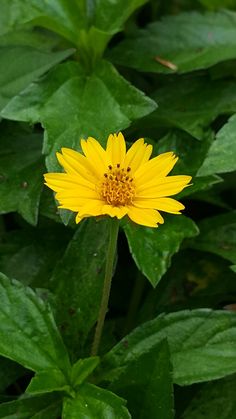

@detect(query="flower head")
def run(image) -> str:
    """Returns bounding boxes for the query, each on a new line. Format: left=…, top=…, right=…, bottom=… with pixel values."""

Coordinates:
left=44, top=133, right=191, bottom=227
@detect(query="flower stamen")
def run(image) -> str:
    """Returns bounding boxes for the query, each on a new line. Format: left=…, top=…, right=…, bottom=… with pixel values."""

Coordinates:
left=101, top=164, right=135, bottom=206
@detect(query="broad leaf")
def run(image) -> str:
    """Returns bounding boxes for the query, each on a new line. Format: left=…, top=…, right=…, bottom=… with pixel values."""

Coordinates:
left=108, top=10, right=236, bottom=73
left=109, top=340, right=174, bottom=419
left=62, top=384, right=131, bottom=419
left=2, top=60, right=156, bottom=171
left=140, top=77, right=236, bottom=139
left=0, top=0, right=147, bottom=59
left=0, top=122, right=44, bottom=225
left=181, top=375, right=236, bottom=419
left=0, top=393, right=62, bottom=419
left=0, top=223, right=72, bottom=287
left=102, top=309, right=236, bottom=385
left=0, top=0, right=87, bottom=42
left=124, top=216, right=199, bottom=287
left=198, top=114, right=236, bottom=175
left=191, top=211, right=236, bottom=264
left=0, top=31, right=73, bottom=111
left=50, top=219, right=109, bottom=357
left=0, top=273, right=70, bottom=377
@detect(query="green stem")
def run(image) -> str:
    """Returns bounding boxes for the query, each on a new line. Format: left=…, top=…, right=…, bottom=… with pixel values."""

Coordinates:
left=91, top=218, right=119, bottom=356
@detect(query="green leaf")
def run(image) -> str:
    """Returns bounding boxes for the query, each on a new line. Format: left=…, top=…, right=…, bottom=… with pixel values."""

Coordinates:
left=88, top=0, right=147, bottom=34
left=0, top=40, right=73, bottom=111
left=181, top=375, right=236, bottom=419
left=0, top=28, right=59, bottom=49
left=0, top=223, right=72, bottom=287
left=71, top=357, right=99, bottom=389
left=109, top=340, right=174, bottom=419
left=198, top=115, right=236, bottom=176
left=199, top=0, right=236, bottom=11
left=0, top=122, right=44, bottom=225
left=141, top=77, right=236, bottom=139
left=50, top=219, right=109, bottom=357
left=0, top=273, right=70, bottom=376
left=0, top=0, right=87, bottom=42
left=2, top=59, right=156, bottom=171
left=108, top=10, right=236, bottom=73
left=0, top=0, right=147, bottom=40
left=0, top=393, right=62, bottom=419
left=138, top=250, right=236, bottom=324
left=0, top=0, right=147, bottom=60
left=102, top=309, right=236, bottom=385
left=27, top=369, right=71, bottom=395
left=62, top=384, right=131, bottom=419
left=190, top=211, right=236, bottom=264
left=124, top=216, right=199, bottom=287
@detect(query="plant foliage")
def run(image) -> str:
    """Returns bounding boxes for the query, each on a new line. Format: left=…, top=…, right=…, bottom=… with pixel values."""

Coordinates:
left=0, top=0, right=236, bottom=417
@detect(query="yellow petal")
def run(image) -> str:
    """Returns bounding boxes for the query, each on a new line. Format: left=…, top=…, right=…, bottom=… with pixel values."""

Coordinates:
left=134, top=197, right=185, bottom=214
left=124, top=139, right=153, bottom=173
left=102, top=205, right=128, bottom=219
left=135, top=152, right=177, bottom=185
left=44, top=173, right=95, bottom=192
left=75, top=200, right=105, bottom=223
left=127, top=206, right=164, bottom=227
left=137, top=175, right=192, bottom=197
left=80, top=137, right=107, bottom=177
left=106, top=132, right=126, bottom=166
left=59, top=198, right=102, bottom=212
left=57, top=149, right=96, bottom=183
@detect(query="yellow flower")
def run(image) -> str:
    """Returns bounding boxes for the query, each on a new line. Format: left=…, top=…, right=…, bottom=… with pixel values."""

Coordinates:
left=44, top=133, right=191, bottom=227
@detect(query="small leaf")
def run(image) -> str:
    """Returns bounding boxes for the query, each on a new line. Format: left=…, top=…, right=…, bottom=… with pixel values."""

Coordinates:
left=103, top=309, right=236, bottom=385
left=109, top=340, right=174, bottom=419
left=198, top=114, right=236, bottom=176
left=108, top=10, right=236, bottom=73
left=71, top=357, right=100, bottom=389
left=0, top=393, right=62, bottom=419
left=124, top=216, right=199, bottom=287
left=27, top=369, right=71, bottom=395
left=62, top=384, right=131, bottom=419
left=0, top=273, right=70, bottom=377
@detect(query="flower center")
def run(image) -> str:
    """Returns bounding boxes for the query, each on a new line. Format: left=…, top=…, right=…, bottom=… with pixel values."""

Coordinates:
left=100, top=164, right=135, bottom=206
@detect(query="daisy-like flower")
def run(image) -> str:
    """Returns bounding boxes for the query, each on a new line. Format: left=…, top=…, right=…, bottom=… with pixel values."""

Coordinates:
left=44, top=133, right=191, bottom=228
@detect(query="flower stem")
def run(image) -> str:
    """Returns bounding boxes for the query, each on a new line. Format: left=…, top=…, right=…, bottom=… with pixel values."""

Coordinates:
left=91, top=218, right=119, bottom=356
